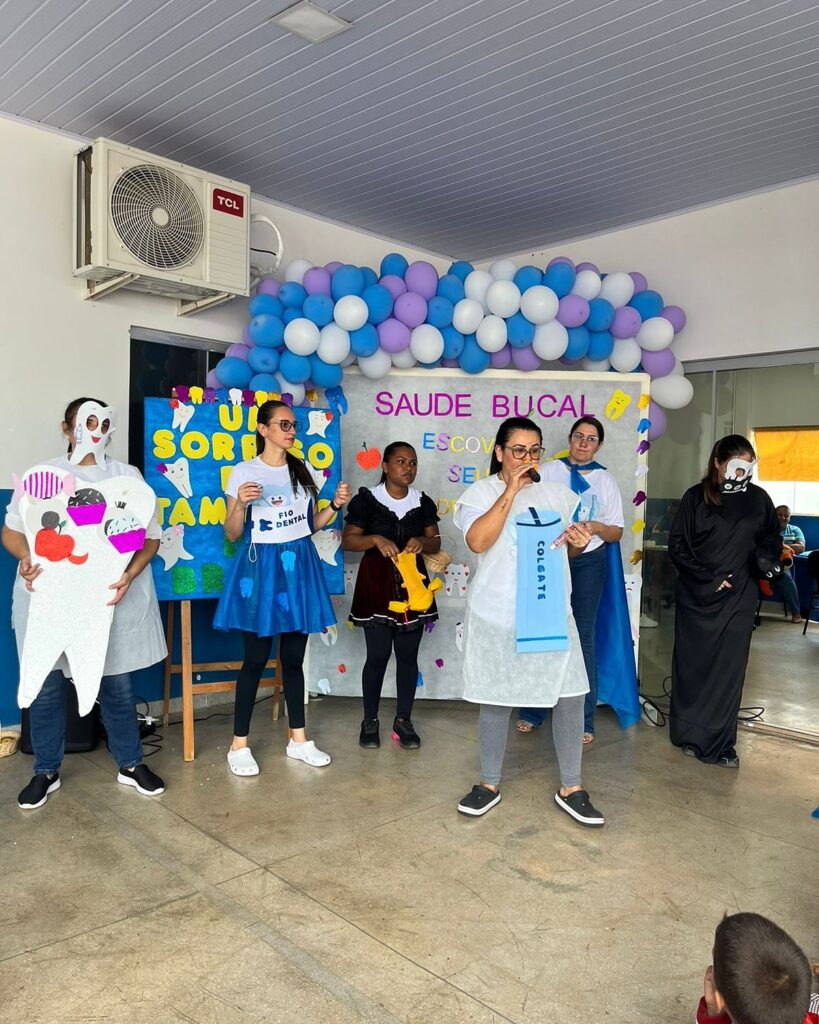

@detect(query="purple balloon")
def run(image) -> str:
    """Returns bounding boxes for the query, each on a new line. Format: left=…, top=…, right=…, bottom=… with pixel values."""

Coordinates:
left=379, top=274, right=407, bottom=301
left=611, top=305, right=642, bottom=339
left=640, top=347, right=676, bottom=378
left=377, top=318, right=411, bottom=353
left=441, top=357, right=459, bottom=368
left=256, top=277, right=280, bottom=297
left=556, top=294, right=590, bottom=328
left=241, top=324, right=254, bottom=346
left=206, top=368, right=221, bottom=388
left=404, top=261, right=438, bottom=300
left=325, top=261, right=342, bottom=274
left=559, top=355, right=581, bottom=366
left=575, top=261, right=599, bottom=274
left=662, top=305, right=687, bottom=333
left=547, top=256, right=574, bottom=269
left=511, top=345, right=541, bottom=371
left=394, top=291, right=427, bottom=329
left=303, top=267, right=332, bottom=296
left=226, top=343, right=250, bottom=360
left=630, top=272, right=648, bottom=294
left=490, top=344, right=512, bottom=369
left=647, top=400, right=667, bottom=441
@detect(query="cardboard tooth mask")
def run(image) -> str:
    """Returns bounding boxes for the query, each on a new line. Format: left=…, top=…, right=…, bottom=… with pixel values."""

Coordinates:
left=69, top=402, right=116, bottom=466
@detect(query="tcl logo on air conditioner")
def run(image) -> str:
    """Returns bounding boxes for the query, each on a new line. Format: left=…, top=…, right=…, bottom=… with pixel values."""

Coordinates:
left=213, top=188, right=245, bottom=217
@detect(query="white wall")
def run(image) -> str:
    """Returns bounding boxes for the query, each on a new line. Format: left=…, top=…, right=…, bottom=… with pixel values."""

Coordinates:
left=0, top=115, right=449, bottom=480
left=482, top=180, right=819, bottom=365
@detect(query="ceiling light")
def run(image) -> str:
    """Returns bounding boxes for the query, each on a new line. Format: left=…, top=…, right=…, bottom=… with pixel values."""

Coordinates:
left=270, top=1, right=352, bottom=43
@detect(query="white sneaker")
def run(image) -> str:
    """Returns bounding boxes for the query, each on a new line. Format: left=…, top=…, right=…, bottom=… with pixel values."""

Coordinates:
left=227, top=746, right=259, bottom=776
left=286, top=739, right=331, bottom=767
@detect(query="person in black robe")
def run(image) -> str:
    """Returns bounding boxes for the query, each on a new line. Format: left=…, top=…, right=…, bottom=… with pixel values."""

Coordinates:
left=668, top=434, right=781, bottom=766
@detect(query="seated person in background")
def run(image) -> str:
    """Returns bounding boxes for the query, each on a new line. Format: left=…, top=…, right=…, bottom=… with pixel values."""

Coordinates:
left=772, top=505, right=806, bottom=623
left=697, top=912, right=818, bottom=1024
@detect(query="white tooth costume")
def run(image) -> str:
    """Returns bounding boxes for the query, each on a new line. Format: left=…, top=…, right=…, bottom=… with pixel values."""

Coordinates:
left=5, top=456, right=167, bottom=715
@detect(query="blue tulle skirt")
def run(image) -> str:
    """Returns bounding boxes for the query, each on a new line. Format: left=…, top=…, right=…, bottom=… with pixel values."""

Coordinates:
left=214, top=535, right=335, bottom=637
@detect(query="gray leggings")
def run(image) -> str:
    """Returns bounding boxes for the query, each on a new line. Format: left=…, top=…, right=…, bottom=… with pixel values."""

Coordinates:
left=479, top=695, right=584, bottom=788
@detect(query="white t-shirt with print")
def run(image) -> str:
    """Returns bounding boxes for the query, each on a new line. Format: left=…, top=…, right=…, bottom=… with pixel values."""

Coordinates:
left=539, top=460, right=624, bottom=553
left=226, top=457, right=326, bottom=544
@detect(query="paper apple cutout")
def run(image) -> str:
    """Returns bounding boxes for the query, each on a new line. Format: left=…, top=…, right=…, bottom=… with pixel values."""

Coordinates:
left=356, top=444, right=382, bottom=471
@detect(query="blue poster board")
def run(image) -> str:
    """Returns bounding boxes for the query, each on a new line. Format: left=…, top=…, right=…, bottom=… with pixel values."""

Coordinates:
left=143, top=396, right=344, bottom=600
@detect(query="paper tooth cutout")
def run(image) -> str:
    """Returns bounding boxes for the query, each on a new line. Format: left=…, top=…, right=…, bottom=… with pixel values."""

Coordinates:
left=307, top=410, right=333, bottom=438
left=605, top=389, right=632, bottom=421
left=635, top=464, right=649, bottom=478
left=317, top=677, right=332, bottom=694
left=444, top=562, right=470, bottom=596
left=17, top=466, right=156, bottom=715
left=229, top=388, right=243, bottom=406
left=638, top=393, right=651, bottom=410
left=455, top=621, right=464, bottom=652
left=159, top=524, right=194, bottom=570
left=188, top=386, right=204, bottom=405
left=319, top=625, right=338, bottom=646
left=158, top=457, right=192, bottom=498
left=312, top=529, right=341, bottom=566
left=171, top=402, right=195, bottom=432
left=632, top=518, right=645, bottom=533
left=630, top=549, right=643, bottom=565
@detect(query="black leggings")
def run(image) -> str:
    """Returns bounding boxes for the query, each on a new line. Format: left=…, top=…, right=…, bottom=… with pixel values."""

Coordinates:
left=234, top=631, right=308, bottom=736
left=362, top=625, right=423, bottom=720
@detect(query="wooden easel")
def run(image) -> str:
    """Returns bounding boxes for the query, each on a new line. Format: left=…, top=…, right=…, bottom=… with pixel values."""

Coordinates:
left=162, top=600, right=282, bottom=761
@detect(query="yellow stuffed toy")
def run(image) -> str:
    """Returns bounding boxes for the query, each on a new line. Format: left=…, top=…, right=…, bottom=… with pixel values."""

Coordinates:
left=388, top=551, right=443, bottom=614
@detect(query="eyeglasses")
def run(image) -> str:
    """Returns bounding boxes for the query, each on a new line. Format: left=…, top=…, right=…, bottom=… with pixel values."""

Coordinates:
left=571, top=432, right=599, bottom=446
left=504, top=444, right=545, bottom=460
left=271, top=419, right=300, bottom=432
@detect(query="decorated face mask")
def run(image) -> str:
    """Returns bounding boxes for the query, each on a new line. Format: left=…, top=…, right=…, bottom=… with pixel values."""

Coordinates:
left=720, top=456, right=757, bottom=495
left=69, top=401, right=116, bottom=466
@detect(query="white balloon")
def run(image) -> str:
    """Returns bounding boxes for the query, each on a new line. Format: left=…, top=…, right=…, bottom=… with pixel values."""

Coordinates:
left=572, top=269, right=602, bottom=300
left=391, top=348, right=417, bottom=369
left=452, top=298, right=484, bottom=335
left=669, top=355, right=685, bottom=376
left=485, top=280, right=521, bottom=319
left=476, top=315, right=508, bottom=353
left=464, top=270, right=493, bottom=309
left=637, top=316, right=675, bottom=351
left=341, top=351, right=357, bottom=367
left=532, top=320, right=568, bottom=360
left=357, top=348, right=392, bottom=379
left=409, top=324, right=444, bottom=363
left=317, top=323, right=350, bottom=365
left=333, top=295, right=368, bottom=332
left=582, top=358, right=611, bottom=372
left=520, top=284, right=559, bottom=325
left=598, top=271, right=634, bottom=308
left=273, top=374, right=305, bottom=406
left=651, top=374, right=694, bottom=410
left=284, top=258, right=313, bottom=284
left=284, top=318, right=320, bottom=356
left=488, top=259, right=518, bottom=281
left=609, top=337, right=641, bottom=373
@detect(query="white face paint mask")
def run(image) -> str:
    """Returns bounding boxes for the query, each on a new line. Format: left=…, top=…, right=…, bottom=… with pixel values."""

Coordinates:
left=69, top=401, right=116, bottom=466
left=720, top=456, right=757, bottom=495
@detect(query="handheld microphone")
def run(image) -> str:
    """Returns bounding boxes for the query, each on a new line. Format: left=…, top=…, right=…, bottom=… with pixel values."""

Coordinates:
left=528, top=466, right=541, bottom=483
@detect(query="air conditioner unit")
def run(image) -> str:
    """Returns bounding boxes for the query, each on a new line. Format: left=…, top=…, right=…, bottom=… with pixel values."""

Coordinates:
left=74, top=138, right=251, bottom=316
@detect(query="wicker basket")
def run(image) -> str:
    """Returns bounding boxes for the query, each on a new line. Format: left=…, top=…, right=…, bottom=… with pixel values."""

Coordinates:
left=423, top=536, right=454, bottom=575
left=0, top=731, right=21, bottom=758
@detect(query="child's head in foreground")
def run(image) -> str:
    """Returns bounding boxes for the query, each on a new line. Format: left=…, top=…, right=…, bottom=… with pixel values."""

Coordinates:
left=711, top=912, right=812, bottom=1024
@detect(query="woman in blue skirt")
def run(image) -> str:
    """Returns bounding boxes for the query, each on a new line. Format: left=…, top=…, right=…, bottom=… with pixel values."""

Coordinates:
left=214, top=399, right=351, bottom=776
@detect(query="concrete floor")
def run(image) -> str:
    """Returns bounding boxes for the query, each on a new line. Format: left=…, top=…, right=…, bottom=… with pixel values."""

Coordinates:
left=1, top=692, right=817, bottom=1024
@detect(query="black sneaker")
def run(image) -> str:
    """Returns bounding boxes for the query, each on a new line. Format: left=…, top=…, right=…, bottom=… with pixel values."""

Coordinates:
left=18, top=773, right=61, bottom=809
left=117, top=763, right=165, bottom=796
left=718, top=747, right=740, bottom=768
left=554, top=789, right=605, bottom=827
left=392, top=717, right=421, bottom=749
left=359, top=718, right=380, bottom=748
left=457, top=784, right=501, bottom=817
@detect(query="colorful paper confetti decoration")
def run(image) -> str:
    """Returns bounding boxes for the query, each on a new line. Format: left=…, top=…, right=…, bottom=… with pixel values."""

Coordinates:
left=435, top=658, right=444, bottom=669
left=337, top=663, right=347, bottom=674
left=637, top=418, right=651, bottom=433
left=638, top=393, right=651, bottom=410
left=632, top=490, right=647, bottom=506
left=637, top=440, right=651, bottom=454
left=631, top=518, right=645, bottom=533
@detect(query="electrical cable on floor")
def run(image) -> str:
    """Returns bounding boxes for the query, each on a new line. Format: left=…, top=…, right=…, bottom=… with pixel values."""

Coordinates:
left=639, top=676, right=767, bottom=730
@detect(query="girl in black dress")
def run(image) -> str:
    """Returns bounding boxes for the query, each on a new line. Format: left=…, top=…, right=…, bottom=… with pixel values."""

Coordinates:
left=342, top=443, right=441, bottom=749
left=669, top=435, right=781, bottom=767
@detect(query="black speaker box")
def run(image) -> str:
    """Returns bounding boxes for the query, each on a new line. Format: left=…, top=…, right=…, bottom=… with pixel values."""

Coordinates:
left=20, top=682, right=102, bottom=755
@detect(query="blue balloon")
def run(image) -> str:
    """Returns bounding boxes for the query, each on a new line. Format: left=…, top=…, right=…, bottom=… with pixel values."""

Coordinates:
left=587, top=330, right=614, bottom=361
left=513, top=265, right=542, bottom=292
left=331, top=264, right=366, bottom=299
left=248, top=347, right=280, bottom=375
left=448, top=260, right=474, bottom=282
left=283, top=307, right=303, bottom=325
left=436, top=273, right=466, bottom=304
left=418, top=359, right=442, bottom=369
left=564, top=326, right=590, bottom=360
left=309, top=354, right=343, bottom=389
left=248, top=294, right=284, bottom=318
left=426, top=295, right=454, bottom=329
left=279, top=282, right=308, bottom=308
left=459, top=334, right=491, bottom=374
left=303, top=293, right=335, bottom=328
left=349, top=323, right=380, bottom=357
left=380, top=252, right=409, bottom=278
left=361, top=284, right=394, bottom=325
left=506, top=311, right=535, bottom=347
left=279, top=351, right=312, bottom=384
left=215, top=357, right=253, bottom=389
left=248, top=314, right=285, bottom=348
left=629, top=289, right=664, bottom=319
left=543, top=262, right=576, bottom=298
left=585, top=298, right=615, bottom=332
left=249, top=373, right=279, bottom=392
left=441, top=325, right=465, bottom=359
left=360, top=267, right=378, bottom=289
